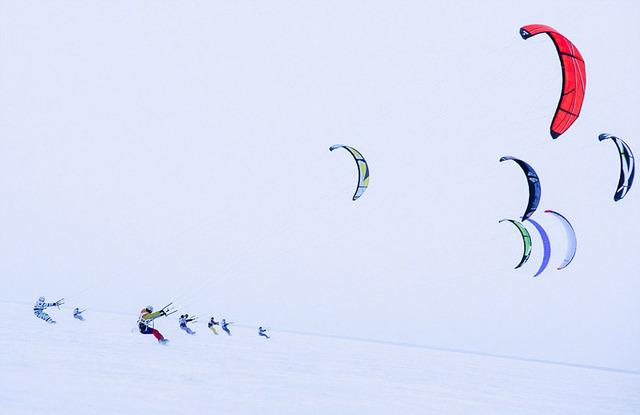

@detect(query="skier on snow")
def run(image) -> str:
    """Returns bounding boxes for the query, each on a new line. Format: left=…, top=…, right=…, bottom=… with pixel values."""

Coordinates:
left=207, top=317, right=219, bottom=335
left=179, top=314, right=196, bottom=335
left=73, top=308, right=85, bottom=321
left=258, top=326, right=270, bottom=339
left=137, top=305, right=169, bottom=344
left=221, top=319, right=232, bottom=335
left=33, top=296, right=64, bottom=323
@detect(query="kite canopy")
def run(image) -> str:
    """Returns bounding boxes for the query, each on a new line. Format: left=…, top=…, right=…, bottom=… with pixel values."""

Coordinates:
left=544, top=210, right=577, bottom=270
left=499, top=218, right=532, bottom=269
left=520, top=24, right=586, bottom=139
left=329, top=144, right=370, bottom=201
left=526, top=218, right=551, bottom=277
left=500, top=156, right=541, bottom=220
left=598, top=133, right=635, bottom=201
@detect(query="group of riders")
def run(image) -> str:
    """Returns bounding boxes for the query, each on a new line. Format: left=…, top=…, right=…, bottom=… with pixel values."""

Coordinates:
left=33, top=296, right=270, bottom=344
left=137, top=305, right=245, bottom=344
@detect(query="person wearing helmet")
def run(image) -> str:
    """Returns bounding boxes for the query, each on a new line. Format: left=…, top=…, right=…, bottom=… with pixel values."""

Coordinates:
left=137, top=305, right=168, bottom=344
left=33, top=296, right=64, bottom=323
left=73, top=308, right=85, bottom=321
left=207, top=317, right=219, bottom=335
left=178, top=314, right=196, bottom=335
left=221, top=318, right=232, bottom=335
left=258, top=326, right=270, bottom=339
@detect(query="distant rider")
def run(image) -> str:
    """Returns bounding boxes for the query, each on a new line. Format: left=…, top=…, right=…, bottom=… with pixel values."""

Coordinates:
left=73, top=308, right=85, bottom=321
left=33, top=296, right=64, bottom=323
left=179, top=314, right=196, bottom=335
left=207, top=317, right=219, bottom=335
left=138, top=306, right=168, bottom=344
left=258, top=326, right=270, bottom=339
left=221, top=319, right=232, bottom=335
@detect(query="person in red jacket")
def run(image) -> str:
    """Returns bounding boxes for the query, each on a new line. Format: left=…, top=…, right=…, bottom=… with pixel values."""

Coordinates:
left=137, top=306, right=169, bottom=344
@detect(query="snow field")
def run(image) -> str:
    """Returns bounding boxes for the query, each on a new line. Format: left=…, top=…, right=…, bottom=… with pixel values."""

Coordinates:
left=1, top=301, right=638, bottom=415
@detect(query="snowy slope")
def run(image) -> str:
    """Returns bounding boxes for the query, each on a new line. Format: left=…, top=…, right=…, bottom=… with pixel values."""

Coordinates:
left=1, top=301, right=638, bottom=415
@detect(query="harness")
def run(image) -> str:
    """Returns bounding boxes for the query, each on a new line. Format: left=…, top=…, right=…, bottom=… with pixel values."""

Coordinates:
left=137, top=312, right=154, bottom=332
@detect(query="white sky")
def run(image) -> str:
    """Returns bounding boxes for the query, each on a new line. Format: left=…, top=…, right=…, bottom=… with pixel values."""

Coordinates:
left=1, top=0, right=639, bottom=371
